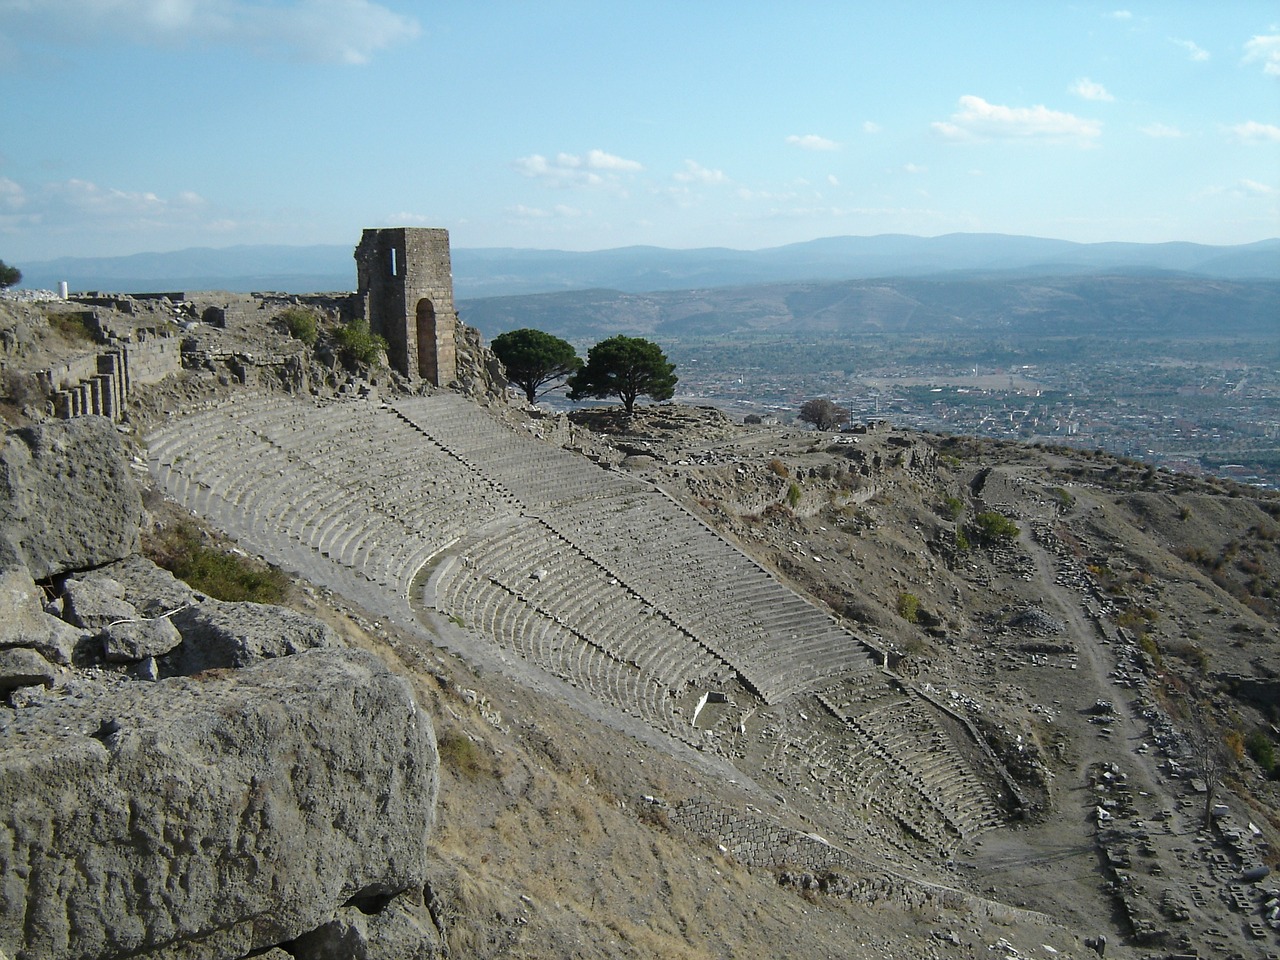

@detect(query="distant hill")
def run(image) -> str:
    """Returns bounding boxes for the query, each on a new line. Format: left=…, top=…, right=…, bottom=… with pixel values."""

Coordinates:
left=457, top=274, right=1280, bottom=343
left=15, top=234, right=1280, bottom=298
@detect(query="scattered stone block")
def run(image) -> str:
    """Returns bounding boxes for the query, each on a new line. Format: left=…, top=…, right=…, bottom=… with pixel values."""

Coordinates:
left=100, top=616, right=182, bottom=663
left=0, top=647, right=56, bottom=692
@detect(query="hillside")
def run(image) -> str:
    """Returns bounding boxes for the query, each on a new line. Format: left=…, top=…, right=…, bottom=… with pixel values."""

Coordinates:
left=5, top=297, right=1280, bottom=958
left=458, top=274, right=1280, bottom=342
left=15, top=233, right=1280, bottom=297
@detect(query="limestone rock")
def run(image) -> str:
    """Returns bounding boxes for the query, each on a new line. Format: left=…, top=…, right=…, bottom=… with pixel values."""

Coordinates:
left=291, top=887, right=443, bottom=960
left=92, top=555, right=197, bottom=618
left=0, top=647, right=438, bottom=960
left=0, top=564, right=89, bottom=665
left=100, top=616, right=183, bottom=663
left=0, top=647, right=56, bottom=692
left=165, top=599, right=340, bottom=675
left=0, top=418, right=142, bottom=579
left=62, top=576, right=138, bottom=630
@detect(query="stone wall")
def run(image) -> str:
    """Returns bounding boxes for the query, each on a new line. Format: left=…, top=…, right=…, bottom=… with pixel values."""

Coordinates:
left=354, top=227, right=457, bottom=386
left=43, top=334, right=181, bottom=421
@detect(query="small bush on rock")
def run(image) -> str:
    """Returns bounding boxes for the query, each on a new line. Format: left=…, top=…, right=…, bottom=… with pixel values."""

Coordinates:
left=972, top=510, right=1020, bottom=545
left=897, top=592, right=920, bottom=624
left=333, top=318, right=388, bottom=367
left=278, top=307, right=319, bottom=346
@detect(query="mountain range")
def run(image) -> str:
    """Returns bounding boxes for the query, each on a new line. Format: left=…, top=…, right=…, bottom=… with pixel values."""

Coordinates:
left=16, top=233, right=1280, bottom=299
left=457, top=274, right=1280, bottom=343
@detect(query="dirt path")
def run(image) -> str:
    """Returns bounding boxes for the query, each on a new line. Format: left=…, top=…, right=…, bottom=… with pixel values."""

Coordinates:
left=959, top=488, right=1168, bottom=947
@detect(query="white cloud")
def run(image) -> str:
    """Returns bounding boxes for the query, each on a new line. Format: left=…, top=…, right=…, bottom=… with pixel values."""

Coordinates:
left=673, top=160, right=727, bottom=184
left=827, top=174, right=840, bottom=186
left=931, top=95, right=1101, bottom=145
left=1239, top=179, right=1276, bottom=197
left=585, top=149, right=642, bottom=172
left=1170, top=38, right=1210, bottom=62
left=786, top=134, right=839, bottom=151
left=512, top=149, right=643, bottom=189
left=48, top=178, right=206, bottom=218
left=0, top=176, right=217, bottom=241
left=0, top=177, right=25, bottom=210
left=1107, top=10, right=1132, bottom=20
left=1230, top=121, right=1280, bottom=142
left=902, top=163, right=926, bottom=174
left=862, top=121, right=882, bottom=134
left=1140, top=122, right=1184, bottom=138
left=1243, top=34, right=1280, bottom=76
left=1070, top=78, right=1114, bottom=102
left=0, top=0, right=420, bottom=65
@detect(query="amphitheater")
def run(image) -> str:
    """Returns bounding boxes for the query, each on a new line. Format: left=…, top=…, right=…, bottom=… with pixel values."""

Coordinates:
left=145, top=389, right=1014, bottom=863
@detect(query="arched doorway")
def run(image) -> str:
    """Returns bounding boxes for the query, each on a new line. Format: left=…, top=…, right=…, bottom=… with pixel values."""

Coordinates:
left=416, top=298, right=436, bottom=382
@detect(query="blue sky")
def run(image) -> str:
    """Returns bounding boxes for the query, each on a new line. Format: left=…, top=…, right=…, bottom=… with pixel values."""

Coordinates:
left=1, top=1, right=1277, bottom=261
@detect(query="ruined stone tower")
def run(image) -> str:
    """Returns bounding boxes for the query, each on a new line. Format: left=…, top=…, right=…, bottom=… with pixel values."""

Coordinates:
left=354, top=227, right=457, bottom=385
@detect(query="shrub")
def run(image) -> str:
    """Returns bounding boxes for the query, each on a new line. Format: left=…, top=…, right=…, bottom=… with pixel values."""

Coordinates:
left=1137, top=633, right=1161, bottom=665
left=1246, top=731, right=1276, bottom=775
left=333, top=318, right=388, bottom=366
left=143, top=522, right=289, bottom=603
left=940, top=496, right=964, bottom=521
left=896, top=592, right=920, bottom=624
left=972, top=510, right=1020, bottom=545
left=786, top=482, right=802, bottom=509
left=767, top=458, right=789, bottom=477
left=1225, top=730, right=1246, bottom=763
left=437, top=729, right=487, bottom=780
left=278, top=307, right=319, bottom=346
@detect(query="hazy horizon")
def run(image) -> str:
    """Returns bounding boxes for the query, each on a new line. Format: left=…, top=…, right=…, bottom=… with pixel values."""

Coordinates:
left=16, top=230, right=1280, bottom=268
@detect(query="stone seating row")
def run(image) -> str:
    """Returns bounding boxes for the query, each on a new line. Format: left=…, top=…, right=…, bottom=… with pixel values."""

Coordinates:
left=538, top=496, right=876, bottom=702
left=149, top=393, right=1001, bottom=849
left=435, top=518, right=726, bottom=693
left=145, top=398, right=510, bottom=597
left=431, top=555, right=694, bottom=743
left=833, top=699, right=1000, bottom=838
left=766, top=725, right=958, bottom=856
left=387, top=397, right=879, bottom=699
left=392, top=397, right=632, bottom=505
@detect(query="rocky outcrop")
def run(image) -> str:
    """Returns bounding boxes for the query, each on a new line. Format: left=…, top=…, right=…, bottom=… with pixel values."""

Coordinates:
left=0, top=416, right=442, bottom=960
left=163, top=599, right=338, bottom=676
left=0, top=647, right=439, bottom=960
left=0, top=417, right=141, bottom=579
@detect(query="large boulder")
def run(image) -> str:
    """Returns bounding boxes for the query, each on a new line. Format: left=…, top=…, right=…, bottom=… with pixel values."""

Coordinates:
left=0, top=647, right=439, bottom=960
left=0, top=418, right=142, bottom=579
left=164, top=599, right=340, bottom=675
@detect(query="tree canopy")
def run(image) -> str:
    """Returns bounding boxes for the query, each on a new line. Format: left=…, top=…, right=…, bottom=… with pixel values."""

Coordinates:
left=567, top=335, right=677, bottom=416
left=797, top=397, right=845, bottom=431
left=0, top=261, right=20, bottom=290
left=491, top=328, right=582, bottom=403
